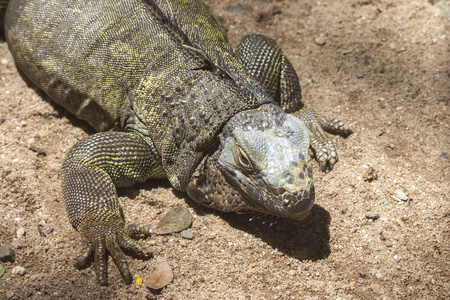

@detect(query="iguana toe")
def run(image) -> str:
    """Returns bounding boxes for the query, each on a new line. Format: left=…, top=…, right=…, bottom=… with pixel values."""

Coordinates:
left=119, top=223, right=153, bottom=258
left=74, top=241, right=94, bottom=270
left=105, top=236, right=133, bottom=285
left=124, top=223, right=152, bottom=239
left=92, top=234, right=109, bottom=286
left=312, top=138, right=338, bottom=172
left=326, top=118, right=353, bottom=137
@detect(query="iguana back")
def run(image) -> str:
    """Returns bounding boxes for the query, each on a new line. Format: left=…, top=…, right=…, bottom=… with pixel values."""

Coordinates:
left=5, top=0, right=239, bottom=131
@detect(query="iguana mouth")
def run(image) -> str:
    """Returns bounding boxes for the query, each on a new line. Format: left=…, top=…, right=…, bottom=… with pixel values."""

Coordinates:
left=219, top=163, right=315, bottom=221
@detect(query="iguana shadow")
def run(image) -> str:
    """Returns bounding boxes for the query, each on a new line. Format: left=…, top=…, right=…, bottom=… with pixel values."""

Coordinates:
left=217, top=205, right=331, bottom=261
left=180, top=191, right=332, bottom=262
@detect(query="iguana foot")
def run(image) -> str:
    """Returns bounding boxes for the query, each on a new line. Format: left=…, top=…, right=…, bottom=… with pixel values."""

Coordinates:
left=294, top=107, right=353, bottom=172
left=75, top=222, right=152, bottom=286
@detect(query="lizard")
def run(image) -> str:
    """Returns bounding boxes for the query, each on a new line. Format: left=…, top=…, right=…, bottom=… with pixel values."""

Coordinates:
left=2, top=0, right=352, bottom=286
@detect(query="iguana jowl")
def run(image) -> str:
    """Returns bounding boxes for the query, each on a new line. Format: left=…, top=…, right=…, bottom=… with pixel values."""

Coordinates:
left=3, top=0, right=352, bottom=286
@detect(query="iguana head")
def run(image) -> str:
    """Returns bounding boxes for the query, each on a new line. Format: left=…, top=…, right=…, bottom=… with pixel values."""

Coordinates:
left=187, top=104, right=314, bottom=221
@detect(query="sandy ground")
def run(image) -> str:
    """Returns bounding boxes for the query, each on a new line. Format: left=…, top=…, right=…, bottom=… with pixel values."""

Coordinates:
left=0, top=0, right=449, bottom=299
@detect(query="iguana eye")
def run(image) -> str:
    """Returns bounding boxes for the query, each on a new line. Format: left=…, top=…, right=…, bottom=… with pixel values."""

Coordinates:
left=235, top=146, right=254, bottom=172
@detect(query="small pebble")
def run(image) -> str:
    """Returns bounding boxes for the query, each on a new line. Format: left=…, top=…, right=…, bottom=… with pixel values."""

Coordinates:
left=6, top=291, right=14, bottom=299
left=442, top=6, right=450, bottom=17
left=46, top=227, right=54, bottom=235
left=37, top=224, right=46, bottom=237
left=227, top=5, right=244, bottom=13
left=28, top=144, right=39, bottom=152
left=0, top=245, right=15, bottom=262
left=394, top=189, right=408, bottom=201
left=383, top=240, right=393, bottom=247
left=16, top=227, right=26, bottom=239
left=37, top=148, right=47, bottom=156
left=365, top=213, right=380, bottom=220
left=362, top=166, right=378, bottom=181
left=12, top=265, right=26, bottom=276
left=314, top=36, right=326, bottom=45
left=180, top=230, right=194, bottom=240
left=395, top=218, right=406, bottom=227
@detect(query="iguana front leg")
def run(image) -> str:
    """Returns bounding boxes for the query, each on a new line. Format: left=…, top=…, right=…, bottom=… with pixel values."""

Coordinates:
left=293, top=106, right=352, bottom=171
left=235, top=34, right=352, bottom=171
left=62, top=131, right=164, bottom=286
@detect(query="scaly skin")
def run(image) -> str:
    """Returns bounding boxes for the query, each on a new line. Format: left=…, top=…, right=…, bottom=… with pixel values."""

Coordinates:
left=3, top=0, right=352, bottom=286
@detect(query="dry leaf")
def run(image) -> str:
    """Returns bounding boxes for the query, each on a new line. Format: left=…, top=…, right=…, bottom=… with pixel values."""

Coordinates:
left=146, top=262, right=173, bottom=289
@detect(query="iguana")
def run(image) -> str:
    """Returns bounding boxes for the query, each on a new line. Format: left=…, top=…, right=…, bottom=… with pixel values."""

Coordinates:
left=2, top=0, right=352, bottom=286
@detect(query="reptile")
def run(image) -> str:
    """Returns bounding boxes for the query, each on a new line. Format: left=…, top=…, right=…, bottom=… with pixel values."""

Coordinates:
left=1, top=0, right=352, bottom=286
